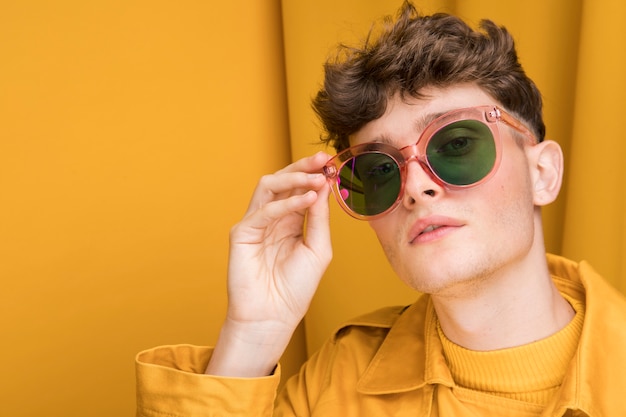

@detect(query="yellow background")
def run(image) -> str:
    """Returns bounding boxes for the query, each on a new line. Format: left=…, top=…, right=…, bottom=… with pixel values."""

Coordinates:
left=0, top=0, right=624, bottom=415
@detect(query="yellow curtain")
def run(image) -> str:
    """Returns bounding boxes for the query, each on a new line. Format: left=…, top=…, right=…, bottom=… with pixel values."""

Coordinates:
left=1, top=1, right=624, bottom=415
left=0, top=1, right=302, bottom=415
left=561, top=0, right=626, bottom=294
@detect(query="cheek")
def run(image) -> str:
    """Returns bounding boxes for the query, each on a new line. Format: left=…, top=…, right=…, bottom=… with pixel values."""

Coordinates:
left=487, top=144, right=534, bottom=203
left=368, top=218, right=400, bottom=260
left=490, top=185, right=533, bottom=229
left=368, top=219, right=392, bottom=245
left=481, top=162, right=536, bottom=238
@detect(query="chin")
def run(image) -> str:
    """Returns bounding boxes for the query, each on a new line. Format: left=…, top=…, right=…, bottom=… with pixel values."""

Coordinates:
left=395, top=257, right=494, bottom=296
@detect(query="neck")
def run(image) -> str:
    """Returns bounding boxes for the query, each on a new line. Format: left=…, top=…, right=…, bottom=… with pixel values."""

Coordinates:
left=431, top=251, right=575, bottom=351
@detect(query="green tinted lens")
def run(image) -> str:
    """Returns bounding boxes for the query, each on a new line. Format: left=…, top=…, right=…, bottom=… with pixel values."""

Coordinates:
left=338, top=153, right=401, bottom=216
left=426, top=120, right=496, bottom=186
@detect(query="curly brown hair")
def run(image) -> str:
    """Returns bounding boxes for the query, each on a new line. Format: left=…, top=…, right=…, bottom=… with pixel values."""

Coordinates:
left=312, top=1, right=545, bottom=152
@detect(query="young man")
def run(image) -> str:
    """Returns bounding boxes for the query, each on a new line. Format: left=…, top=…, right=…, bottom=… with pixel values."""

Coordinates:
left=136, top=3, right=626, bottom=416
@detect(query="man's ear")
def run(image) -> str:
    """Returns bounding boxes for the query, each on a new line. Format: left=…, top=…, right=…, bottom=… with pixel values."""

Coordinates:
left=527, top=140, right=564, bottom=206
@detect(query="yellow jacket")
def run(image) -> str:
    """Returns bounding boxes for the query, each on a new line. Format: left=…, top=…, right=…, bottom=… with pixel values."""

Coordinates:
left=136, top=255, right=626, bottom=416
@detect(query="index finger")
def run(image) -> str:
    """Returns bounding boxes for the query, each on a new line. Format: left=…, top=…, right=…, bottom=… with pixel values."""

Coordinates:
left=275, top=151, right=333, bottom=175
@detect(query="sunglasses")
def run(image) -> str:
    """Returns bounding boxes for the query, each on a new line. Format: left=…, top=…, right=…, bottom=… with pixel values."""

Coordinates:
left=323, top=105, right=536, bottom=220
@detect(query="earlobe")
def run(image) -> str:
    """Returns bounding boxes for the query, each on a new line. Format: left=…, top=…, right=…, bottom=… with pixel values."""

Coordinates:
left=529, top=140, right=564, bottom=206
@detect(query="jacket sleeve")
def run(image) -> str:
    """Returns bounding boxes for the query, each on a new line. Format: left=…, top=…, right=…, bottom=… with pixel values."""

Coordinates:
left=135, top=344, right=281, bottom=417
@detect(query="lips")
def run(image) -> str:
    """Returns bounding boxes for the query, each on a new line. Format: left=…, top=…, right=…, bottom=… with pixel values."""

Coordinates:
left=421, top=224, right=442, bottom=234
left=409, top=216, right=464, bottom=244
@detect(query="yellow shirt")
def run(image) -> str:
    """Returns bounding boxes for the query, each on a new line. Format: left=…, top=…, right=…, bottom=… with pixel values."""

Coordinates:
left=136, top=255, right=626, bottom=416
left=437, top=292, right=585, bottom=407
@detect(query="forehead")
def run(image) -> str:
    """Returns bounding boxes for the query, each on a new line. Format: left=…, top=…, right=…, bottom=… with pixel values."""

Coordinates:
left=350, top=84, right=498, bottom=147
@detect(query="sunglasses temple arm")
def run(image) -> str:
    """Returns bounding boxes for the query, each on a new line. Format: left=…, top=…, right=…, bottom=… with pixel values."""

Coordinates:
left=498, top=110, right=537, bottom=144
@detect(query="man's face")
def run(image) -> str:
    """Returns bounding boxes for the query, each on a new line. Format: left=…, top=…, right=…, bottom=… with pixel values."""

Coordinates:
left=350, top=84, right=538, bottom=297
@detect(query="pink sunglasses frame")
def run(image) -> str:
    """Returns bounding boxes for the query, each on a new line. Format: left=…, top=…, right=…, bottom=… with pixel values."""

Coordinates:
left=323, top=105, right=537, bottom=220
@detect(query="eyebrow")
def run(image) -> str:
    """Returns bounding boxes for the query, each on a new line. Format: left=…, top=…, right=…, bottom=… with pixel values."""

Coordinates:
left=413, top=111, right=447, bottom=134
left=367, top=110, right=448, bottom=146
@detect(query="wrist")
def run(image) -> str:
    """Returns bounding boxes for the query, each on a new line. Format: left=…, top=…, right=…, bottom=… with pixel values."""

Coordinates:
left=205, top=319, right=296, bottom=377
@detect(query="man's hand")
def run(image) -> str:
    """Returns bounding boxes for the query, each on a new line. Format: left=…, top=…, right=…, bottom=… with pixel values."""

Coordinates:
left=206, top=152, right=333, bottom=377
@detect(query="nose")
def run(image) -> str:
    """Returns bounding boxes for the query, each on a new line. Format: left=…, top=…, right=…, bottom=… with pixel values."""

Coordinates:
left=401, top=156, right=443, bottom=209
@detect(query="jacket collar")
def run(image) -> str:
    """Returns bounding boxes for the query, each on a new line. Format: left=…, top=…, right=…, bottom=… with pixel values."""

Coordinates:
left=356, top=295, right=453, bottom=394
left=356, top=254, right=626, bottom=417
left=547, top=254, right=626, bottom=416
